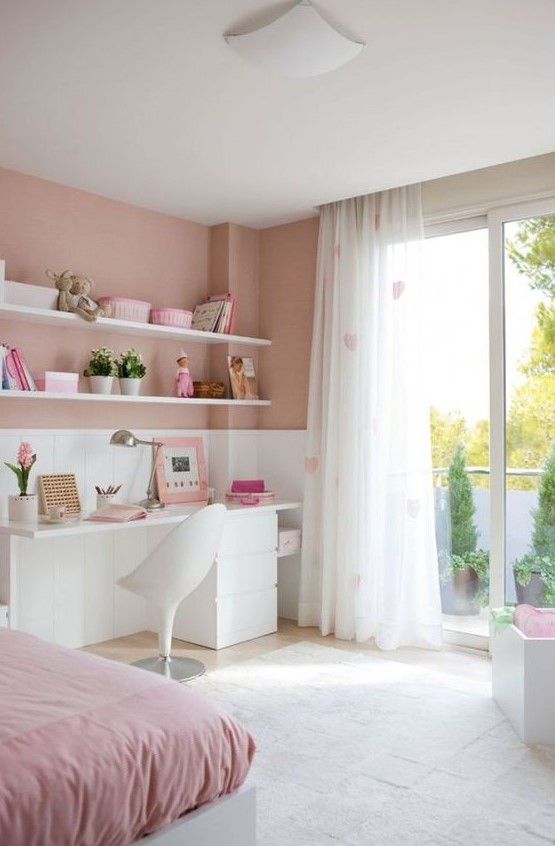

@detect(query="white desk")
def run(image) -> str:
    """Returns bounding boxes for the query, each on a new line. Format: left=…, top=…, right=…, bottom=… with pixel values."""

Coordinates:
left=0, top=500, right=301, bottom=650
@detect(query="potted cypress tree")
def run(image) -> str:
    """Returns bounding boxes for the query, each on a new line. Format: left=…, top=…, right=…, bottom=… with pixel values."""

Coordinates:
left=439, top=443, right=489, bottom=614
left=513, top=444, right=555, bottom=606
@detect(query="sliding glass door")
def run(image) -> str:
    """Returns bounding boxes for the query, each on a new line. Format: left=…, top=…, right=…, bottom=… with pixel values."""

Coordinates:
left=423, top=223, right=490, bottom=646
left=424, top=198, right=555, bottom=648
left=489, top=200, right=555, bottom=622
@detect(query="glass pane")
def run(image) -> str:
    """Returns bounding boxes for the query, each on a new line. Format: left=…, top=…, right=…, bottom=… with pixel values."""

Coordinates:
left=504, top=215, right=555, bottom=608
left=424, top=228, right=490, bottom=638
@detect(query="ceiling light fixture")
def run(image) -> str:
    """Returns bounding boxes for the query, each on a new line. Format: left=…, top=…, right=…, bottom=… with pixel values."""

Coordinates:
left=224, top=0, right=365, bottom=78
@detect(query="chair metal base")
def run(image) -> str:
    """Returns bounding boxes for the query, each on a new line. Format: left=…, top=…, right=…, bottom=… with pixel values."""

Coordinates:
left=132, top=656, right=206, bottom=682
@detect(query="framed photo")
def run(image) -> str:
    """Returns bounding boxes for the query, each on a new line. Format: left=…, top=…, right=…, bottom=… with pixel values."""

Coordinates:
left=154, top=437, right=208, bottom=504
left=227, top=356, right=259, bottom=400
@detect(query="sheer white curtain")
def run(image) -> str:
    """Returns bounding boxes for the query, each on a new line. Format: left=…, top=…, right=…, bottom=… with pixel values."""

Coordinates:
left=298, top=185, right=442, bottom=650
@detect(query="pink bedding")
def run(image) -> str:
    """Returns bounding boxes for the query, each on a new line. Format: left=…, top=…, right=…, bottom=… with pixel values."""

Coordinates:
left=0, top=629, right=255, bottom=846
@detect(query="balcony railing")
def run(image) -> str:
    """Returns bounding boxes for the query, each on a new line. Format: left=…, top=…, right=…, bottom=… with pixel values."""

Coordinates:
left=432, top=466, right=542, bottom=481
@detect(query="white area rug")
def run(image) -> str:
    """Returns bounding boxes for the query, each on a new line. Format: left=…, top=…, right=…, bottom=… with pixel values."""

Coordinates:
left=192, top=642, right=555, bottom=846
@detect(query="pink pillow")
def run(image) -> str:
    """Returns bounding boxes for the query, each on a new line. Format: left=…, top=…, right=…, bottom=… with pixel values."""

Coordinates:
left=514, top=604, right=555, bottom=638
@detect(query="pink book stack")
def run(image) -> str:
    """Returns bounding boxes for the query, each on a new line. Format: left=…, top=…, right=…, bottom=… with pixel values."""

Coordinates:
left=0, top=344, right=36, bottom=391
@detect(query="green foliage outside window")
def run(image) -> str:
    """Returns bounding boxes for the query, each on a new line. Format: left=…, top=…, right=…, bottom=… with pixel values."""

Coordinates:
left=438, top=444, right=490, bottom=609
left=448, top=443, right=478, bottom=557
left=430, top=215, right=555, bottom=494
left=506, top=214, right=555, bottom=298
left=512, top=445, right=555, bottom=606
left=532, top=444, right=555, bottom=558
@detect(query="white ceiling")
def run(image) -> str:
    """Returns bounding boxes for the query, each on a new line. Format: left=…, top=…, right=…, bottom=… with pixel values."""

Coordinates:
left=1, top=0, right=555, bottom=229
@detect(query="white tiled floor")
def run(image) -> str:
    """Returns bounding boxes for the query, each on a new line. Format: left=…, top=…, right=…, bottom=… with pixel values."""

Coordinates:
left=84, top=617, right=491, bottom=685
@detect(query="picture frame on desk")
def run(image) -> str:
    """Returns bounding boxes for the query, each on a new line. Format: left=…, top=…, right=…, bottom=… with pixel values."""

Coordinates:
left=154, top=437, right=208, bottom=504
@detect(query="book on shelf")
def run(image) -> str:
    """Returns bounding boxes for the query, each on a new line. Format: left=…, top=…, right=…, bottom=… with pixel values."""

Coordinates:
left=207, top=292, right=236, bottom=334
left=85, top=503, right=148, bottom=522
left=0, top=344, right=36, bottom=391
left=13, top=347, right=37, bottom=390
left=191, top=293, right=236, bottom=334
left=0, top=345, right=7, bottom=390
left=191, top=300, right=226, bottom=333
left=227, top=355, right=258, bottom=400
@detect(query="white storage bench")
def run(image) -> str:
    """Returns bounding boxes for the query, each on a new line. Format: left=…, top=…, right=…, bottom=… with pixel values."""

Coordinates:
left=491, top=622, right=555, bottom=745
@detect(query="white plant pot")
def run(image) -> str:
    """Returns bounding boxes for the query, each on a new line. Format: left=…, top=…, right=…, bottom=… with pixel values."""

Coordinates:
left=119, top=377, right=142, bottom=396
left=8, top=494, right=38, bottom=523
left=88, top=375, right=114, bottom=395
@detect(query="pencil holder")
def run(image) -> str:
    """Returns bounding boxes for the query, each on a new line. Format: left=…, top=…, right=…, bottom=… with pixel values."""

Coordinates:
left=96, top=493, right=117, bottom=509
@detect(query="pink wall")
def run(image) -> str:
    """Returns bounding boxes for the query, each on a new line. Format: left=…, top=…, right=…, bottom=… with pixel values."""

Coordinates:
left=258, top=217, right=319, bottom=430
left=209, top=224, right=263, bottom=431
left=0, top=168, right=318, bottom=431
left=0, top=168, right=210, bottom=429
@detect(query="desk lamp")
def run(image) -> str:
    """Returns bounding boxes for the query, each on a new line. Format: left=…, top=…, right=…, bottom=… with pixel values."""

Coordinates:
left=109, top=430, right=165, bottom=511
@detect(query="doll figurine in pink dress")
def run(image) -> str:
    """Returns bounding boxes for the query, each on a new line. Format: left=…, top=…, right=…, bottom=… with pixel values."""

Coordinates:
left=175, top=350, right=194, bottom=398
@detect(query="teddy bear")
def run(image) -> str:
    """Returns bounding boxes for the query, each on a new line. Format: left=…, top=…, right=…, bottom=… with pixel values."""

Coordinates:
left=46, top=269, right=106, bottom=322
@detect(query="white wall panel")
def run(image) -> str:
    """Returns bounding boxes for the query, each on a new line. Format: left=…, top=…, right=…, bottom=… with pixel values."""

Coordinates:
left=113, top=526, right=148, bottom=638
left=54, top=535, right=85, bottom=647
left=84, top=434, right=116, bottom=512
left=84, top=534, right=115, bottom=646
left=17, top=537, right=55, bottom=641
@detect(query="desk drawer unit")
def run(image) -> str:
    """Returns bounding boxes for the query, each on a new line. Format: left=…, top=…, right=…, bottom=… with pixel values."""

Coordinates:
left=219, top=513, right=277, bottom=556
left=173, top=511, right=278, bottom=649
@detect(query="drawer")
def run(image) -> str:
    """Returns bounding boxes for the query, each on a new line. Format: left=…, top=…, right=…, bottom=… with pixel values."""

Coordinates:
left=217, top=588, right=276, bottom=636
left=217, top=552, right=277, bottom=596
left=219, top=513, right=277, bottom=556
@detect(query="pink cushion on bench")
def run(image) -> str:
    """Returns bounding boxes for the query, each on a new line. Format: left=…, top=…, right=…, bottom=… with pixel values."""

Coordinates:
left=514, top=603, right=555, bottom=638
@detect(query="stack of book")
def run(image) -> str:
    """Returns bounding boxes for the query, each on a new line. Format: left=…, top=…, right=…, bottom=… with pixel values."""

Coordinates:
left=0, top=344, right=37, bottom=390
left=191, top=293, right=236, bottom=334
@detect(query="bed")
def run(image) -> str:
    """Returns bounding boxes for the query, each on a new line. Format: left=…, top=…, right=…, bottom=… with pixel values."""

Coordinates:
left=0, top=629, right=256, bottom=846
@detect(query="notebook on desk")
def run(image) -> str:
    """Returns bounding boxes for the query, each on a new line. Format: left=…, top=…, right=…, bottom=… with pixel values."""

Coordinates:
left=86, top=503, right=148, bottom=522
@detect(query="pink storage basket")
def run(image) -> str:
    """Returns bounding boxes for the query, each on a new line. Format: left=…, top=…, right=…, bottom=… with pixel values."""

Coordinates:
left=98, top=297, right=151, bottom=323
left=225, top=490, right=275, bottom=505
left=151, top=307, right=193, bottom=329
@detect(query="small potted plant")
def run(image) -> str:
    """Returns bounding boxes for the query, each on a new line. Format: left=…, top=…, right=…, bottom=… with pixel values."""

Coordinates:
left=116, top=348, right=146, bottom=396
left=4, top=442, right=38, bottom=522
left=439, top=443, right=489, bottom=614
left=83, top=347, right=116, bottom=394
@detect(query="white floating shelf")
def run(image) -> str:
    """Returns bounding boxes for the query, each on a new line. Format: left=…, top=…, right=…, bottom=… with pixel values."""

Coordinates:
left=0, top=303, right=271, bottom=347
left=0, top=390, right=270, bottom=406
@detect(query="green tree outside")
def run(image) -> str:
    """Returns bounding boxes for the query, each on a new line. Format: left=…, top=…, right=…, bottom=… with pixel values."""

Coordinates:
left=506, top=214, right=555, bottom=298
left=430, top=215, right=555, bottom=494
left=533, top=443, right=555, bottom=558
left=448, top=443, right=478, bottom=556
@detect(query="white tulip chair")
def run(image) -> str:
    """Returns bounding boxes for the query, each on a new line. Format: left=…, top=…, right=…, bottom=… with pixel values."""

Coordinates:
left=117, top=503, right=227, bottom=681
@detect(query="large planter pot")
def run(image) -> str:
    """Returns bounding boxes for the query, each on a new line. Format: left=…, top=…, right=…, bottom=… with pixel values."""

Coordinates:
left=88, top=375, right=114, bottom=395
left=441, top=565, right=481, bottom=615
left=514, top=572, right=546, bottom=607
left=8, top=494, right=38, bottom=523
left=119, top=377, right=142, bottom=396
